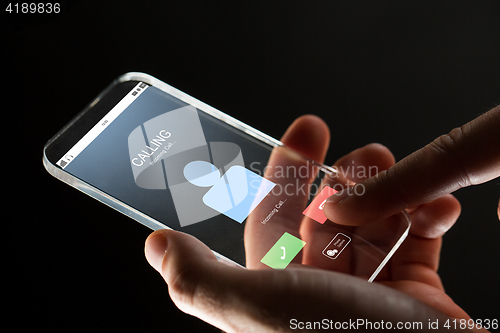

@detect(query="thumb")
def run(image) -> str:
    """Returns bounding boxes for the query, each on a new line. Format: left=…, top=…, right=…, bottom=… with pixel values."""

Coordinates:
left=145, top=230, right=454, bottom=332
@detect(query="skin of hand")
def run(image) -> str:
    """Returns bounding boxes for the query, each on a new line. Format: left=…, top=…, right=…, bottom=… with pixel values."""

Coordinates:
left=145, top=115, right=487, bottom=332
left=323, top=105, right=500, bottom=226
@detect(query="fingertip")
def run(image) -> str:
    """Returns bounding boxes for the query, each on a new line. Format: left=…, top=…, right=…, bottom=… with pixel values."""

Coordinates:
left=362, top=143, right=396, bottom=168
left=329, top=143, right=395, bottom=185
left=292, top=114, right=330, bottom=139
left=323, top=187, right=368, bottom=226
left=281, top=114, right=330, bottom=162
left=145, top=230, right=218, bottom=275
left=145, top=230, right=168, bottom=273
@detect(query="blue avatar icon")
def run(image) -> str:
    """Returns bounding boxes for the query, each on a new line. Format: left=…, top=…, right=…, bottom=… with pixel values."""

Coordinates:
left=183, top=160, right=275, bottom=223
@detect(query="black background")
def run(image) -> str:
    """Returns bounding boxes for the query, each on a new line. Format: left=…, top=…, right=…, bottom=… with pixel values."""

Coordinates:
left=6, top=1, right=499, bottom=331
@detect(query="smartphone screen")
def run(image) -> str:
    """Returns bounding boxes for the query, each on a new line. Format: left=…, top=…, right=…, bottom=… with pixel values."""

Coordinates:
left=44, top=74, right=410, bottom=279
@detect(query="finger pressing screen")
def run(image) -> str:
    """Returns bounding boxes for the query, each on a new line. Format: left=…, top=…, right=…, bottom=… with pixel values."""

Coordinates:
left=324, top=105, right=500, bottom=226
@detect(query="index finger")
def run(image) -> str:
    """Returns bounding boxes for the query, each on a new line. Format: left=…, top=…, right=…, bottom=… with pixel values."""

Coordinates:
left=324, top=105, right=500, bottom=225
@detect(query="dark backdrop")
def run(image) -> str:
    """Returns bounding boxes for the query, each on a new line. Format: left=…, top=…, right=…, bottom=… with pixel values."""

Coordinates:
left=6, top=1, right=499, bottom=331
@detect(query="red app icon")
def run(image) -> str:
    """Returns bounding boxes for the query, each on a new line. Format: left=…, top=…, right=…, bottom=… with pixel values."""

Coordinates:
left=302, top=186, right=337, bottom=224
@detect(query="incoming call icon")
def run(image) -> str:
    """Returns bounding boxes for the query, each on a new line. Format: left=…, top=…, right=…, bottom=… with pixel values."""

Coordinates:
left=260, top=232, right=306, bottom=269
left=128, top=105, right=276, bottom=227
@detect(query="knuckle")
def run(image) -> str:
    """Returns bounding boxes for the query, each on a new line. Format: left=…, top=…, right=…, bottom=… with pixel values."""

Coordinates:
left=430, top=125, right=467, bottom=155
left=428, top=124, right=473, bottom=188
left=165, top=264, right=199, bottom=309
left=166, top=262, right=224, bottom=315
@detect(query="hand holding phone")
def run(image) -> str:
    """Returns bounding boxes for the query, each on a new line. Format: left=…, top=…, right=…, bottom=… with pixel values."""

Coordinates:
left=43, top=73, right=410, bottom=281
left=144, top=116, right=464, bottom=332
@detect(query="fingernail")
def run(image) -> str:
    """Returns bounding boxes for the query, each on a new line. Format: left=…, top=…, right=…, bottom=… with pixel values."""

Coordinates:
left=145, top=232, right=168, bottom=273
left=326, top=189, right=349, bottom=204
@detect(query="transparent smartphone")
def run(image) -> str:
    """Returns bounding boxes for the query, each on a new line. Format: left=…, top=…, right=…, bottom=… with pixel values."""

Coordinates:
left=43, top=72, right=410, bottom=281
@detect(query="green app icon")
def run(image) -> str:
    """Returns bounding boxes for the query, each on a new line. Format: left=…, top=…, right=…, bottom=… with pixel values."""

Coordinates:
left=261, top=232, right=306, bottom=269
